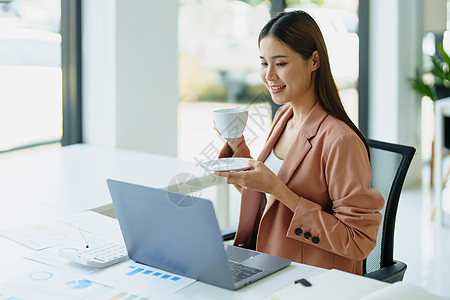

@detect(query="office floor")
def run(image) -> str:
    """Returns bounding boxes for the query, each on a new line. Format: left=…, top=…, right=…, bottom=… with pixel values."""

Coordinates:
left=395, top=180, right=450, bottom=299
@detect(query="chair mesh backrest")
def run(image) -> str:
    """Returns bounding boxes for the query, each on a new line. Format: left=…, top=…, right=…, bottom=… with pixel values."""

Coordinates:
left=364, top=140, right=415, bottom=274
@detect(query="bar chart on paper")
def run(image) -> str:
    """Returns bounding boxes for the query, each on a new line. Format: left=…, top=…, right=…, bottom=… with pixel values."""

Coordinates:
left=126, top=265, right=182, bottom=282
left=87, top=261, right=196, bottom=296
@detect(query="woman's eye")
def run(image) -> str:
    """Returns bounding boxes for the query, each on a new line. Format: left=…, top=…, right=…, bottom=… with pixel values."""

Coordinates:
left=276, top=62, right=287, bottom=66
left=260, top=62, right=268, bottom=67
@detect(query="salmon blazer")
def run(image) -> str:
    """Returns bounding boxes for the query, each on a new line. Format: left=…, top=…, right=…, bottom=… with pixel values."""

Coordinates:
left=219, top=103, right=384, bottom=274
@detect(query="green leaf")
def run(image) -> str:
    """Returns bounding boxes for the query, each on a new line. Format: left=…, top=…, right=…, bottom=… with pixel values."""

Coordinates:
left=408, top=44, right=450, bottom=101
left=408, top=70, right=436, bottom=100
left=434, top=44, right=450, bottom=81
left=437, top=44, right=450, bottom=66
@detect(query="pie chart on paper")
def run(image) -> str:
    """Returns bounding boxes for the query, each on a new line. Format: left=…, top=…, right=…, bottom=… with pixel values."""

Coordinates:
left=65, top=279, right=92, bottom=289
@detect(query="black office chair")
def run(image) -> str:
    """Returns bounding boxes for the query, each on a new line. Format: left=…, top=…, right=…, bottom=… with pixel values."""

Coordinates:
left=363, top=139, right=415, bottom=283
left=222, top=139, right=416, bottom=283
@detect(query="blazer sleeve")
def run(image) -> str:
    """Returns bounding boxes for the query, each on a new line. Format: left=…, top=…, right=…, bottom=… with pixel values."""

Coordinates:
left=286, top=134, right=385, bottom=260
left=218, top=138, right=252, bottom=159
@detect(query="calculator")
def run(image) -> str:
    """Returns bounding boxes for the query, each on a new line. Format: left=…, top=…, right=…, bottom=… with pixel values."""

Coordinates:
left=58, top=239, right=129, bottom=268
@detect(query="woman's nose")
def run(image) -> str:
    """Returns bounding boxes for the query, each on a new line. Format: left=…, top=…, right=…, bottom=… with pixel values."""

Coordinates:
left=265, top=65, right=277, bottom=81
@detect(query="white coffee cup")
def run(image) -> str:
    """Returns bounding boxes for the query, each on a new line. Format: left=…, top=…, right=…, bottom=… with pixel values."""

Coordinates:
left=213, top=108, right=249, bottom=139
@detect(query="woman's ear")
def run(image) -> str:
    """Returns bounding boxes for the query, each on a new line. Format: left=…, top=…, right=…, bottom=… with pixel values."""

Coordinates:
left=311, top=50, right=320, bottom=70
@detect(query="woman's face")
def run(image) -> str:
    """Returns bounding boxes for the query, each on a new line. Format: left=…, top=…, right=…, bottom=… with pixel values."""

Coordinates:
left=259, top=35, right=318, bottom=106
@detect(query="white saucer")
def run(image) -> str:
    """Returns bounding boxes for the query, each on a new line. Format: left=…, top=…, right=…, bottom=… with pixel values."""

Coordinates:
left=200, top=157, right=251, bottom=172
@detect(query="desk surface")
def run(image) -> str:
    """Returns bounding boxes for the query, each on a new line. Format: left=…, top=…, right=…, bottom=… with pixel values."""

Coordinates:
left=178, top=262, right=323, bottom=300
left=0, top=144, right=325, bottom=299
left=0, top=203, right=324, bottom=300
left=0, top=144, right=217, bottom=214
left=0, top=235, right=324, bottom=300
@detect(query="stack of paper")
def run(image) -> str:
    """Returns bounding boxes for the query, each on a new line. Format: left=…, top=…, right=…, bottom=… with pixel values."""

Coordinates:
left=0, top=211, right=202, bottom=300
left=0, top=211, right=120, bottom=250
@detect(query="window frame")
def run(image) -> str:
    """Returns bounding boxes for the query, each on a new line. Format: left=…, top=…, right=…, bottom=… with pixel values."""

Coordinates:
left=61, top=0, right=83, bottom=146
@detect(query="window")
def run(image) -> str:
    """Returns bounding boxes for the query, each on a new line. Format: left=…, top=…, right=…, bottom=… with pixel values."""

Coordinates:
left=178, top=1, right=360, bottom=162
left=178, top=0, right=272, bottom=161
left=285, top=1, right=360, bottom=126
left=0, top=0, right=63, bottom=152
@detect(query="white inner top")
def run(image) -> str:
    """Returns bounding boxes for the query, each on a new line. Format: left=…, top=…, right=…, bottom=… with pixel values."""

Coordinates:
left=264, top=149, right=284, bottom=201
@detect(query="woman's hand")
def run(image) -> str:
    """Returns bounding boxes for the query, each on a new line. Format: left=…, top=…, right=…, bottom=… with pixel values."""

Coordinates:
left=214, top=160, right=301, bottom=212
left=214, top=160, right=279, bottom=195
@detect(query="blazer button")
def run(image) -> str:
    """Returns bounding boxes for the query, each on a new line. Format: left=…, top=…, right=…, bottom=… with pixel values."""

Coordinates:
left=312, top=236, right=320, bottom=244
left=304, top=232, right=312, bottom=240
left=294, top=228, right=303, bottom=236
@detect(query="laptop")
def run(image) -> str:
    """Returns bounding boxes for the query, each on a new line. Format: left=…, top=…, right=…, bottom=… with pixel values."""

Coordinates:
left=106, top=179, right=291, bottom=290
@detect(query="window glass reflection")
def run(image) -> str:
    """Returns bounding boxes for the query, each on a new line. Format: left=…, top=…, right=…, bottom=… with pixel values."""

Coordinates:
left=0, top=0, right=61, bottom=152
left=177, top=0, right=359, bottom=161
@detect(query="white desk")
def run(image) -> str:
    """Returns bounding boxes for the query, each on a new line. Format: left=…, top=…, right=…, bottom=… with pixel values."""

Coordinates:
left=178, top=262, right=324, bottom=300
left=0, top=144, right=326, bottom=299
left=0, top=226, right=324, bottom=300
left=0, top=143, right=231, bottom=227
left=433, top=97, right=450, bottom=226
left=0, top=193, right=324, bottom=300
left=0, top=205, right=440, bottom=300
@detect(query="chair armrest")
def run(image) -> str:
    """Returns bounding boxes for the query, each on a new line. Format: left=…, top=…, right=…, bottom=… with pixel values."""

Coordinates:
left=363, top=260, right=407, bottom=283
left=221, top=227, right=236, bottom=241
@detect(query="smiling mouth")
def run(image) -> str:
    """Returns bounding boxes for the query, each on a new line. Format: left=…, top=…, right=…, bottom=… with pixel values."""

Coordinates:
left=270, top=85, right=286, bottom=92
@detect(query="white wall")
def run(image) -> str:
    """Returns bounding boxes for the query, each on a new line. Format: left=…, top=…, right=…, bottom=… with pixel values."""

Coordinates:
left=82, top=0, right=179, bottom=156
left=368, top=0, right=423, bottom=186
left=368, top=0, right=398, bottom=142
left=82, top=0, right=116, bottom=148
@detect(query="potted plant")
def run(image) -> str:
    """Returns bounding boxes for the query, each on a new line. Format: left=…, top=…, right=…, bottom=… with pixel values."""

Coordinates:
left=410, top=43, right=450, bottom=149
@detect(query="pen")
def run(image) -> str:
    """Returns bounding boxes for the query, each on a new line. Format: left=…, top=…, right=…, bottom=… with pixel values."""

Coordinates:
left=76, top=226, right=89, bottom=248
left=294, top=278, right=312, bottom=287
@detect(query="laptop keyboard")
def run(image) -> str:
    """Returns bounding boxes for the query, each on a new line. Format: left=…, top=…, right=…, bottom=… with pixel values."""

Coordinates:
left=228, top=260, right=263, bottom=283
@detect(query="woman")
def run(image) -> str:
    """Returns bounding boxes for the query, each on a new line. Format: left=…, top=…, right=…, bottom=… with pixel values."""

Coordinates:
left=214, top=10, right=384, bottom=275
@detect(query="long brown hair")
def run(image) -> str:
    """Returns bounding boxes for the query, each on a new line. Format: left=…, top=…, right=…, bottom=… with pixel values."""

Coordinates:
left=258, top=10, right=370, bottom=157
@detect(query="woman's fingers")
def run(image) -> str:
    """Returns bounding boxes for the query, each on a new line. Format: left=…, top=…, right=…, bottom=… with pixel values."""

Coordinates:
left=213, top=160, right=268, bottom=188
left=212, top=121, right=220, bottom=135
left=214, top=170, right=243, bottom=185
left=213, top=171, right=230, bottom=177
left=213, top=159, right=281, bottom=195
left=246, top=159, right=261, bottom=168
